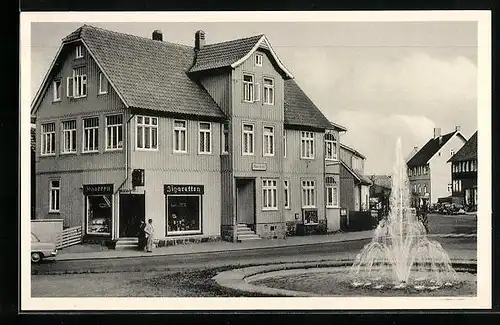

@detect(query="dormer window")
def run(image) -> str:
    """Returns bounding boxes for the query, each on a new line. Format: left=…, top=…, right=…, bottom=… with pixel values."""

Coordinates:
left=255, top=53, right=263, bottom=66
left=75, top=45, right=84, bottom=59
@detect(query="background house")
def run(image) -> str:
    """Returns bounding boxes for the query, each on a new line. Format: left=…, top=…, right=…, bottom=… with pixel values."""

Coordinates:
left=448, top=131, right=477, bottom=210
left=406, top=126, right=467, bottom=207
left=369, top=175, right=392, bottom=217
left=339, top=143, right=372, bottom=212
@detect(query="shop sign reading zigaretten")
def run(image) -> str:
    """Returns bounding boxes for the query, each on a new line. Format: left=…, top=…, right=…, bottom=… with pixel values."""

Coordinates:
left=164, top=184, right=204, bottom=195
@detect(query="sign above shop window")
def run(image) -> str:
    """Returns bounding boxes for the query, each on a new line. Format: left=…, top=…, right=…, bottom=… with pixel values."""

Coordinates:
left=83, top=184, right=114, bottom=195
left=252, top=162, right=267, bottom=171
left=164, top=184, right=204, bottom=195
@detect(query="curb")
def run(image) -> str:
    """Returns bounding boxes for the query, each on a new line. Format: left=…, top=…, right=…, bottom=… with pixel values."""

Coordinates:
left=55, top=235, right=375, bottom=262
left=51, top=232, right=476, bottom=262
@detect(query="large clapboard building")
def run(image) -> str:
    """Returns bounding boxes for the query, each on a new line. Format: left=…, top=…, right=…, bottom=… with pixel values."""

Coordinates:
left=31, top=25, right=347, bottom=244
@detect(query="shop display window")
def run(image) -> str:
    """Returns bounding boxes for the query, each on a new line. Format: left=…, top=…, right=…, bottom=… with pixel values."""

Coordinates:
left=166, top=195, right=201, bottom=235
left=86, top=195, right=112, bottom=235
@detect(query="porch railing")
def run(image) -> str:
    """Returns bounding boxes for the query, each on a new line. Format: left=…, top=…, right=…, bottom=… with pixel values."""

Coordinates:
left=55, top=226, right=83, bottom=249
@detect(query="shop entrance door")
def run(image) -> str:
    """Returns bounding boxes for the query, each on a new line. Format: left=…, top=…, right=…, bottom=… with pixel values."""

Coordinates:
left=119, top=194, right=145, bottom=237
left=236, top=178, right=255, bottom=225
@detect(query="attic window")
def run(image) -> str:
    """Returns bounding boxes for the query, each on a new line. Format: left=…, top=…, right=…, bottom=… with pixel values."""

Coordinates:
left=75, top=45, right=84, bottom=59
left=255, top=53, right=263, bottom=66
left=99, top=72, right=108, bottom=94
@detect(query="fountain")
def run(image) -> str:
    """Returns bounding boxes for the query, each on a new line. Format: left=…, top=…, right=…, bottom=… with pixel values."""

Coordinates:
left=349, top=137, right=459, bottom=290
left=213, top=137, right=475, bottom=297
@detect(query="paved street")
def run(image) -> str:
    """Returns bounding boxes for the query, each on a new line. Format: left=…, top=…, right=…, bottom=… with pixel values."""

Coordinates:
left=30, top=213, right=476, bottom=297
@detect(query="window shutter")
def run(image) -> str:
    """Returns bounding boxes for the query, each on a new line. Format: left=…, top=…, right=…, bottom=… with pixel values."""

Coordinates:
left=66, top=77, right=73, bottom=97
left=254, top=82, right=260, bottom=102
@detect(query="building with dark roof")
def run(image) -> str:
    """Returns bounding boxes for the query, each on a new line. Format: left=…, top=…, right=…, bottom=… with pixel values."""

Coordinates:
left=448, top=131, right=477, bottom=209
left=338, top=143, right=372, bottom=213
left=31, top=25, right=347, bottom=245
left=406, top=126, right=467, bottom=207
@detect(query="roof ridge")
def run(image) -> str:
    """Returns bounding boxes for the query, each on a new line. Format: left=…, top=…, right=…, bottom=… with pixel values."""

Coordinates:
left=67, top=24, right=193, bottom=50
left=203, top=33, right=264, bottom=48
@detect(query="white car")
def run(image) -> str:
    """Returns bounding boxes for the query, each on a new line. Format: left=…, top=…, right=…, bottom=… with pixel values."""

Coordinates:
left=31, top=232, right=58, bottom=263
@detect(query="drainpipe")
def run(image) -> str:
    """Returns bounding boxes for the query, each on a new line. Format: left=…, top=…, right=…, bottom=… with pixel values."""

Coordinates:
left=115, top=112, right=135, bottom=194
left=114, top=112, right=135, bottom=240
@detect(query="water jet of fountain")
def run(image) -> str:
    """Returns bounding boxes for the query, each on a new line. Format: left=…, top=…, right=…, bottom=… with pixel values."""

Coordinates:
left=349, top=137, right=458, bottom=288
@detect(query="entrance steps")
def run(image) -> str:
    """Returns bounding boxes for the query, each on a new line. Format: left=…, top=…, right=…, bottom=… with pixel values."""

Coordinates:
left=115, top=237, right=138, bottom=250
left=236, top=224, right=261, bottom=242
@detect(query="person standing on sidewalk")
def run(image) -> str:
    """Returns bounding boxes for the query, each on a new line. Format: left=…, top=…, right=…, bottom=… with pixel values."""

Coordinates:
left=144, top=219, right=155, bottom=252
left=138, top=220, right=146, bottom=251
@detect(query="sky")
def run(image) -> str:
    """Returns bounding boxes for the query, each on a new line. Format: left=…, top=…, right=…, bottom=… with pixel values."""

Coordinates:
left=30, top=21, right=478, bottom=175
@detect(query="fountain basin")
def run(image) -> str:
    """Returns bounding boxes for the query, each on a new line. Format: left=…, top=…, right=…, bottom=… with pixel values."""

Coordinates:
left=213, top=260, right=476, bottom=297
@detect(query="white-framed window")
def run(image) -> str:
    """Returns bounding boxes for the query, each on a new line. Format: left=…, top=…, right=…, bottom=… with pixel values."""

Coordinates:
left=458, top=180, right=462, bottom=192
left=263, top=126, right=275, bottom=156
left=283, top=129, right=287, bottom=158
left=300, top=131, right=315, bottom=159
left=198, top=122, right=212, bottom=154
left=221, top=123, right=229, bottom=154
left=242, top=123, right=254, bottom=155
left=82, top=117, right=99, bottom=153
left=423, top=184, right=427, bottom=194
left=173, top=120, right=187, bottom=153
left=325, top=176, right=339, bottom=208
left=255, top=53, right=263, bottom=66
left=262, top=179, right=278, bottom=210
left=41, top=122, right=56, bottom=156
left=67, top=69, right=87, bottom=98
left=61, top=120, right=77, bottom=154
left=98, top=72, right=108, bottom=94
left=417, top=184, right=421, bottom=193
left=413, top=184, right=417, bottom=193
left=53, top=79, right=61, bottom=102
left=243, top=74, right=259, bottom=102
left=324, top=133, right=337, bottom=160
left=105, top=114, right=123, bottom=150
left=263, top=77, right=274, bottom=105
left=284, top=180, right=290, bottom=209
left=136, top=115, right=158, bottom=150
left=301, top=180, right=316, bottom=208
left=75, top=45, right=84, bottom=58
left=49, top=179, right=60, bottom=213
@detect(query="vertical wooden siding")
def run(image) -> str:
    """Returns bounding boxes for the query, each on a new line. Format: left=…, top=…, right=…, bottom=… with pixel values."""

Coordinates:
left=339, top=163, right=355, bottom=211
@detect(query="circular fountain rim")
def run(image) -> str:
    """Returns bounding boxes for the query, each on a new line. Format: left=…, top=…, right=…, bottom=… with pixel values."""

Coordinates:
left=213, top=259, right=476, bottom=297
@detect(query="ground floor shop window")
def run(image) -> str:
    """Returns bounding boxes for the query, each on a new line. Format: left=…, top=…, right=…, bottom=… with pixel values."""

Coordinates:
left=166, top=195, right=202, bottom=235
left=86, top=195, right=112, bottom=235
left=84, top=184, right=113, bottom=236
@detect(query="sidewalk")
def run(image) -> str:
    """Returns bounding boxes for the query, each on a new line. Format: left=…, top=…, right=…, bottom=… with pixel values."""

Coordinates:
left=56, top=230, right=375, bottom=261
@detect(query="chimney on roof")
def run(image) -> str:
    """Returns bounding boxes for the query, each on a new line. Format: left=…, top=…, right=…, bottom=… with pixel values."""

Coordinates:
left=195, top=30, right=206, bottom=51
left=413, top=146, right=418, bottom=151
left=433, top=127, right=441, bottom=139
left=455, top=125, right=461, bottom=132
left=152, top=30, right=163, bottom=41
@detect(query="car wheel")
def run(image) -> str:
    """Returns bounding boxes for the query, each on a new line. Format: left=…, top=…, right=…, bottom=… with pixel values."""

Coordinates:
left=31, top=252, right=43, bottom=263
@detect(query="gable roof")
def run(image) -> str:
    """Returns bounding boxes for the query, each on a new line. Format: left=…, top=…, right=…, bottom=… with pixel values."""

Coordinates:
left=340, top=143, right=366, bottom=160
left=340, top=161, right=372, bottom=186
left=448, top=131, right=477, bottom=163
left=31, top=25, right=225, bottom=120
left=283, top=79, right=333, bottom=130
left=407, top=131, right=465, bottom=168
left=189, top=34, right=293, bottom=79
left=32, top=25, right=334, bottom=131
